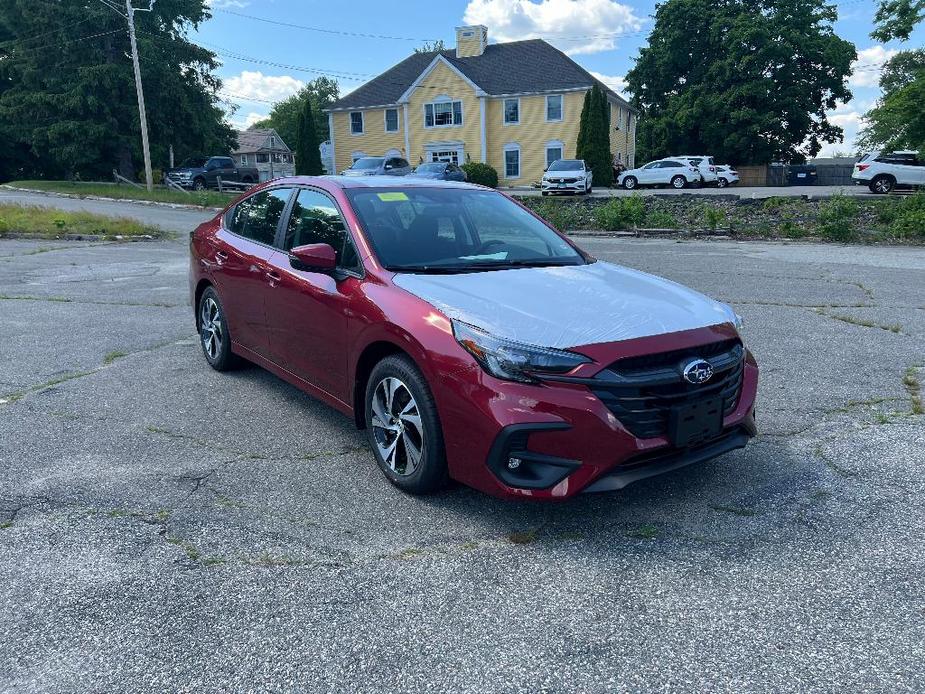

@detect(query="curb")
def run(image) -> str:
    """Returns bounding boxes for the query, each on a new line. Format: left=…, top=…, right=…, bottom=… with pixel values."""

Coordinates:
left=0, top=185, right=224, bottom=212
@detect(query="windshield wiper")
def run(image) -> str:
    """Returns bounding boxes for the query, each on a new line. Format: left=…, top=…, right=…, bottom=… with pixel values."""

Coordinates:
left=388, top=265, right=474, bottom=274
left=462, top=259, right=582, bottom=269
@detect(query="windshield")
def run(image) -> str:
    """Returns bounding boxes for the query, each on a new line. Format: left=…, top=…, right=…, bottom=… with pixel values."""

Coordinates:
left=345, top=188, right=587, bottom=273
left=351, top=158, right=384, bottom=170
left=415, top=163, right=445, bottom=173
left=548, top=160, right=582, bottom=171
left=180, top=158, right=206, bottom=168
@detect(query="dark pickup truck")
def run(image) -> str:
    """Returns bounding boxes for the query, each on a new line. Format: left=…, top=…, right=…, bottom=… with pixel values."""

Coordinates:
left=164, top=156, right=259, bottom=191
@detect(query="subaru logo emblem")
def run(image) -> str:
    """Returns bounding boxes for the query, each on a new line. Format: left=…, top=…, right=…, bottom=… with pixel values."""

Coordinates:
left=682, top=359, right=714, bottom=385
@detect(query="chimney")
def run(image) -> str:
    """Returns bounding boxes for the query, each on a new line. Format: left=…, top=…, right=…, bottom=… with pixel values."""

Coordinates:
left=455, top=25, right=487, bottom=58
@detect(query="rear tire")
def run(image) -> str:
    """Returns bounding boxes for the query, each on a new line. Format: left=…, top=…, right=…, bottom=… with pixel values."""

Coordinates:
left=671, top=175, right=687, bottom=189
left=623, top=176, right=637, bottom=190
left=365, top=355, right=447, bottom=495
left=197, top=287, right=241, bottom=371
left=717, top=177, right=728, bottom=188
left=870, top=175, right=894, bottom=194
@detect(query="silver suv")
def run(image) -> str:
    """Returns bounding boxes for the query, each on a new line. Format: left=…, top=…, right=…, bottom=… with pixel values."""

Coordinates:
left=342, top=156, right=412, bottom=177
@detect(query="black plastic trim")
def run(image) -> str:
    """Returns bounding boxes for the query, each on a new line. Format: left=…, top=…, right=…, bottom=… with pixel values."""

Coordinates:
left=581, top=428, right=752, bottom=493
left=486, top=422, right=579, bottom=490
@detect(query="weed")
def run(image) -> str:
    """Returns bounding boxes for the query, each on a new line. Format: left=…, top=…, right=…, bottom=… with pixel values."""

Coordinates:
left=103, top=350, right=127, bottom=365
left=507, top=529, right=539, bottom=545
left=903, top=367, right=923, bottom=414
left=594, top=195, right=645, bottom=230
left=644, top=209, right=679, bottom=229
left=816, top=194, right=859, bottom=241
left=0, top=522, right=12, bottom=530
left=626, top=524, right=659, bottom=540
left=696, top=203, right=727, bottom=231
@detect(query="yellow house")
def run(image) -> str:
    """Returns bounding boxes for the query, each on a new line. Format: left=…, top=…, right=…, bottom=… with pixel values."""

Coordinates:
left=325, top=25, right=638, bottom=187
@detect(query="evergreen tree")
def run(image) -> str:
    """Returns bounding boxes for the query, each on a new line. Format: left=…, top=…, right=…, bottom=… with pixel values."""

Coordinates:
left=251, top=77, right=339, bottom=149
left=577, top=84, right=612, bottom=187
left=295, top=100, right=323, bottom=176
left=0, top=0, right=235, bottom=181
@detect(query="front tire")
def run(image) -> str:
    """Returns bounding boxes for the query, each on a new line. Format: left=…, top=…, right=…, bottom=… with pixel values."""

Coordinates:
left=671, top=175, right=687, bottom=189
left=365, top=355, right=447, bottom=494
left=193, top=178, right=206, bottom=191
left=197, top=287, right=240, bottom=371
left=717, top=177, right=728, bottom=188
left=870, top=175, right=894, bottom=194
left=623, top=176, right=637, bottom=190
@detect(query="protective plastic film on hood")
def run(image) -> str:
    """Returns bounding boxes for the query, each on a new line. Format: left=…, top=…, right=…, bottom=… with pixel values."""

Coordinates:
left=393, top=261, right=738, bottom=350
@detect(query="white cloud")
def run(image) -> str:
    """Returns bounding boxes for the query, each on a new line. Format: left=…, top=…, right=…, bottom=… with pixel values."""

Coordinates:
left=589, top=71, right=628, bottom=98
left=223, top=70, right=305, bottom=103
left=849, top=45, right=898, bottom=88
left=462, top=0, right=643, bottom=55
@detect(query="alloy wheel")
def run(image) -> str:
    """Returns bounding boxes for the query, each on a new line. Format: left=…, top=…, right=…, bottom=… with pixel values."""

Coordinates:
left=370, top=376, right=424, bottom=476
left=874, top=177, right=893, bottom=194
left=672, top=176, right=686, bottom=189
left=200, top=297, right=223, bottom=360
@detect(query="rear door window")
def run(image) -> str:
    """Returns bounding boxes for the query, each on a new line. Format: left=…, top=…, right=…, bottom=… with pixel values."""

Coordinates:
left=227, top=188, right=293, bottom=246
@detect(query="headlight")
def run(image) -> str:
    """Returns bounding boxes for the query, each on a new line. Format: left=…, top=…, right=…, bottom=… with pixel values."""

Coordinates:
left=452, top=320, right=591, bottom=383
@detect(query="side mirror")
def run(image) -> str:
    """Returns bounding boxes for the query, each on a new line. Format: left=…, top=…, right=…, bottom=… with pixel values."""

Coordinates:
left=290, top=243, right=336, bottom=272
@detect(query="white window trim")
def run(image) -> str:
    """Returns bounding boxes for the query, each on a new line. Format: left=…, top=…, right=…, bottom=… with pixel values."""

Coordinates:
left=503, top=142, right=521, bottom=180
left=240, top=154, right=248, bottom=165
left=349, top=111, right=364, bottom=135
left=502, top=97, right=520, bottom=126
left=545, top=94, right=563, bottom=123
left=384, top=108, right=399, bottom=133
left=545, top=140, right=564, bottom=167
left=423, top=99, right=463, bottom=129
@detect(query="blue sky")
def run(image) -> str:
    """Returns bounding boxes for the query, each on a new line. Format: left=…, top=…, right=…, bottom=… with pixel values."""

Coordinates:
left=197, top=0, right=925, bottom=156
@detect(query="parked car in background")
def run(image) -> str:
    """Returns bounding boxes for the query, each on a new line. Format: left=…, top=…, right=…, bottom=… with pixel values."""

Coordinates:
left=676, top=155, right=719, bottom=185
left=189, top=176, right=757, bottom=500
left=618, top=159, right=701, bottom=190
left=541, top=159, right=593, bottom=195
left=341, top=156, right=412, bottom=177
left=715, top=165, right=739, bottom=188
left=853, top=151, right=924, bottom=193
left=165, top=156, right=258, bottom=191
left=409, top=162, right=467, bottom=182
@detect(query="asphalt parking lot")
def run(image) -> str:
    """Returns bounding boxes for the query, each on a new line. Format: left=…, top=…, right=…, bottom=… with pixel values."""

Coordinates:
left=1, top=191, right=924, bottom=692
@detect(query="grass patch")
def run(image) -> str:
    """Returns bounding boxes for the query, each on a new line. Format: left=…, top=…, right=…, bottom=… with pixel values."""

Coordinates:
left=821, top=310, right=902, bottom=333
left=626, top=524, right=659, bottom=540
left=103, top=350, right=127, bottom=365
left=0, top=521, right=12, bottom=530
left=903, top=367, right=923, bottom=415
left=507, top=529, right=539, bottom=545
left=7, top=180, right=229, bottom=208
left=165, top=536, right=201, bottom=561
left=0, top=203, right=167, bottom=240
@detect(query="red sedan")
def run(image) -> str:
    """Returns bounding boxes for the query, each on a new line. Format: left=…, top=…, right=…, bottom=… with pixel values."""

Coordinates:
left=189, top=176, right=758, bottom=500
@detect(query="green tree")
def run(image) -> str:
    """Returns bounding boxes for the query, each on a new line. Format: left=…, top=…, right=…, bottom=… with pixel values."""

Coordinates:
left=0, top=0, right=235, bottom=181
left=626, top=0, right=855, bottom=164
left=255, top=77, right=339, bottom=149
left=415, top=40, right=447, bottom=53
left=577, top=84, right=612, bottom=186
left=295, top=100, right=323, bottom=175
left=872, top=0, right=924, bottom=41
left=858, top=50, right=925, bottom=153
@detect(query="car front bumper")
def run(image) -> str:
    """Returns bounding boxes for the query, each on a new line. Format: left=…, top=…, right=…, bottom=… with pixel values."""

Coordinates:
left=434, top=324, right=758, bottom=500
left=542, top=179, right=586, bottom=193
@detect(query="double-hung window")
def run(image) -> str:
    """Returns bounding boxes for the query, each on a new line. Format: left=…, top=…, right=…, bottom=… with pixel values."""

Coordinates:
left=425, top=100, right=462, bottom=128
left=350, top=112, right=363, bottom=134
left=546, top=94, right=563, bottom=122
left=384, top=109, right=399, bottom=132
left=503, top=144, right=520, bottom=179
left=503, top=98, right=519, bottom=125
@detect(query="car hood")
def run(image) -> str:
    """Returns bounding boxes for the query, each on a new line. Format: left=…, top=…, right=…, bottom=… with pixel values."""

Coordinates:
left=342, top=169, right=377, bottom=176
left=409, top=171, right=444, bottom=179
left=392, top=261, right=737, bottom=349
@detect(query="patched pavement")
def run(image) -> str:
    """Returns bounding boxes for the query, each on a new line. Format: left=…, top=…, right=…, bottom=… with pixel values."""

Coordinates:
left=1, top=194, right=924, bottom=692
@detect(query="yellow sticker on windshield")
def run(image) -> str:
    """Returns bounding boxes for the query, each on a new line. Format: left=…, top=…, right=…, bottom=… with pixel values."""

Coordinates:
left=377, top=192, right=409, bottom=202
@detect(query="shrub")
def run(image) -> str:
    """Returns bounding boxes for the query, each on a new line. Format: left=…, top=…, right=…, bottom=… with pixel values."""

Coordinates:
left=816, top=193, right=859, bottom=241
left=461, top=162, right=498, bottom=188
left=696, top=203, right=727, bottom=231
left=533, top=200, right=582, bottom=231
left=885, top=192, right=925, bottom=239
left=136, top=168, right=164, bottom=185
left=593, top=195, right=645, bottom=230
left=644, top=210, right=679, bottom=229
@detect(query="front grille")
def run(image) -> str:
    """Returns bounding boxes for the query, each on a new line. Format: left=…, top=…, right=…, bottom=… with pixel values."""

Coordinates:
left=591, top=339, right=745, bottom=440
left=550, top=177, right=578, bottom=184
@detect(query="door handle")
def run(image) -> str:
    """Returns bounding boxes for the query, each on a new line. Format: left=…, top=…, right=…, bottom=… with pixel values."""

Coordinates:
left=215, top=251, right=228, bottom=264
left=266, top=270, right=282, bottom=284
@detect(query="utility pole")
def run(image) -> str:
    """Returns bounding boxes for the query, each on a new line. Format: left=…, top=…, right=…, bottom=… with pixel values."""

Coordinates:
left=99, top=1, right=155, bottom=191
left=125, top=0, right=154, bottom=191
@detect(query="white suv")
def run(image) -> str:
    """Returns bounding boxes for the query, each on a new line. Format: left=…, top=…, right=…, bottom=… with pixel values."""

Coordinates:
left=618, top=158, right=701, bottom=190
left=676, top=155, right=719, bottom=185
left=541, top=159, right=592, bottom=195
left=853, top=151, right=924, bottom=193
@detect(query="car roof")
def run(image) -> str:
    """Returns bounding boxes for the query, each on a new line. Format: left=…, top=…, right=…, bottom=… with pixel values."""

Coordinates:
left=274, top=175, right=482, bottom=191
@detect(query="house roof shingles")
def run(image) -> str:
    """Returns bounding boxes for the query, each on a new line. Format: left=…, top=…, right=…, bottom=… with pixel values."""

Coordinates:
left=233, top=128, right=291, bottom=154
left=327, top=39, right=635, bottom=112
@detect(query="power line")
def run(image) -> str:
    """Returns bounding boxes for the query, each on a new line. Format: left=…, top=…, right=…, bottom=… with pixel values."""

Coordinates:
left=212, top=7, right=443, bottom=42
